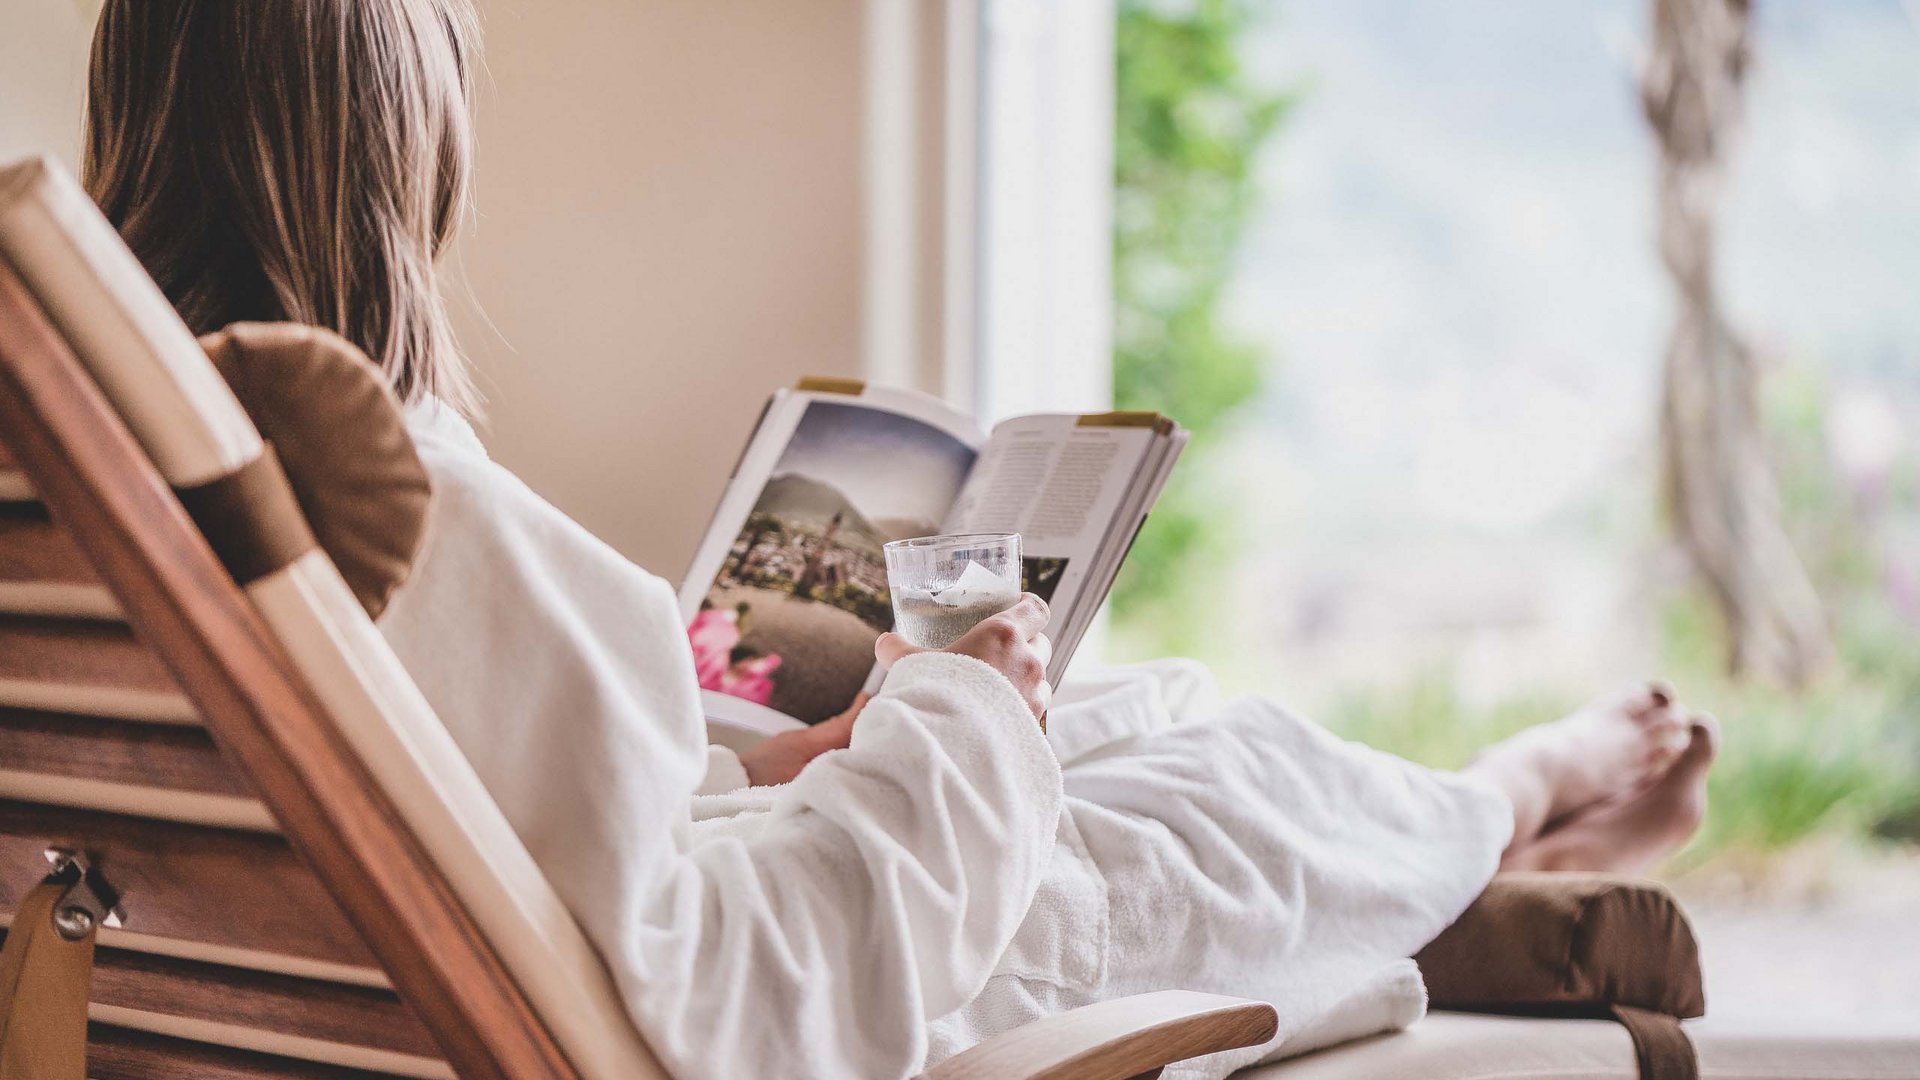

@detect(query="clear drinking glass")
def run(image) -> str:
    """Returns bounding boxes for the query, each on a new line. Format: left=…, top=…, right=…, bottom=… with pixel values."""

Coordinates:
left=883, top=532, right=1023, bottom=648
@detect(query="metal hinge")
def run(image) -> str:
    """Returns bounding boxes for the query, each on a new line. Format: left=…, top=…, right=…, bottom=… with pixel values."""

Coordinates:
left=39, top=849, right=123, bottom=941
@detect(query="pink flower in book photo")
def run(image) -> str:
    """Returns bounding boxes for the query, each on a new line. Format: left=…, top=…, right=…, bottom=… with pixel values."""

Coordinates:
left=697, top=400, right=975, bottom=723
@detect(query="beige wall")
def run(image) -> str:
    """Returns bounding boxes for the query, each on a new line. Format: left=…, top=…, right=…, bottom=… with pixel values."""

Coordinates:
left=447, top=0, right=870, bottom=578
left=0, top=0, right=873, bottom=579
left=0, top=4, right=92, bottom=165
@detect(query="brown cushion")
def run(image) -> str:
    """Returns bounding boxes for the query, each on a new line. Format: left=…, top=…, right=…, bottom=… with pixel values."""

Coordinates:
left=1414, top=872, right=1706, bottom=1020
left=197, top=324, right=431, bottom=620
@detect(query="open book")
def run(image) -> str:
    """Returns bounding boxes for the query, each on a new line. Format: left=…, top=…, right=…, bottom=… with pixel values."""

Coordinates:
left=680, top=378, right=1187, bottom=740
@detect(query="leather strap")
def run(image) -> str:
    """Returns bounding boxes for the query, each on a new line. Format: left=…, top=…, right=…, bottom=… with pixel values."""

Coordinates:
left=173, top=445, right=317, bottom=587
left=1612, top=1004, right=1699, bottom=1080
left=0, top=881, right=95, bottom=1080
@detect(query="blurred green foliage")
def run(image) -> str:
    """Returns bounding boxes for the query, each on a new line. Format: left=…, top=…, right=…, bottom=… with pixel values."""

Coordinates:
left=1110, top=0, right=1287, bottom=654
left=1321, top=372, right=1920, bottom=880
left=1672, top=365, right=1920, bottom=866
left=1106, top=3, right=1919, bottom=881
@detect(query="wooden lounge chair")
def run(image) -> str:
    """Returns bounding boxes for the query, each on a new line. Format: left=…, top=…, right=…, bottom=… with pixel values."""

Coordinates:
left=0, top=155, right=1279, bottom=1079
left=2, top=154, right=1915, bottom=1080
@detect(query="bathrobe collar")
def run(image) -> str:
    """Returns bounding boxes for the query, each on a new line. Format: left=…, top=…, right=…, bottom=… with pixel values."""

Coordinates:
left=407, top=396, right=489, bottom=459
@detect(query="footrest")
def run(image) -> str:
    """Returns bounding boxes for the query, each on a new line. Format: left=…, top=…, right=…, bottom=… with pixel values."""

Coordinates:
left=1415, top=872, right=1706, bottom=1080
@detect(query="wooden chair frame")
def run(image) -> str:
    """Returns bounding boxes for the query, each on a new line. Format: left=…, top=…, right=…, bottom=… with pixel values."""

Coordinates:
left=0, top=258, right=577, bottom=1079
left=0, top=194, right=1278, bottom=1077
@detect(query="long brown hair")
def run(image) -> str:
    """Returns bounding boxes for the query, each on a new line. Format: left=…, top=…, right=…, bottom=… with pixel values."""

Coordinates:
left=83, top=0, right=482, bottom=415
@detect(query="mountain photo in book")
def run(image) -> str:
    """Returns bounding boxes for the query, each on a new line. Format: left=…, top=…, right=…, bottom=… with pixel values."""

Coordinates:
left=695, top=401, right=975, bottom=724
left=683, top=379, right=1187, bottom=743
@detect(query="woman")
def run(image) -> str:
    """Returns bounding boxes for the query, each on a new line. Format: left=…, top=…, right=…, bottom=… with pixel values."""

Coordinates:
left=81, top=2, right=1718, bottom=1077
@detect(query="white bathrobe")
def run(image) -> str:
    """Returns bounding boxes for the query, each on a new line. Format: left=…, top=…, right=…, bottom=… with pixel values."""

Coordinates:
left=378, top=403, right=1514, bottom=1080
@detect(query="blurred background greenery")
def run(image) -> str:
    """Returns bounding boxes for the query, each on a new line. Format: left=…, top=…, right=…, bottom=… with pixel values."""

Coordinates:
left=1108, top=0, right=1920, bottom=886
left=1112, top=0, right=1284, bottom=652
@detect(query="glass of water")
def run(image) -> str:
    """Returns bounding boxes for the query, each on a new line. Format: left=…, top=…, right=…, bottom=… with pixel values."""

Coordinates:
left=884, top=533, right=1023, bottom=648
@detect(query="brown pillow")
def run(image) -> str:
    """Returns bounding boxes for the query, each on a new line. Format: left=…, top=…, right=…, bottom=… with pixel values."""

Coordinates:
left=197, top=323, right=431, bottom=620
left=1414, top=871, right=1706, bottom=1019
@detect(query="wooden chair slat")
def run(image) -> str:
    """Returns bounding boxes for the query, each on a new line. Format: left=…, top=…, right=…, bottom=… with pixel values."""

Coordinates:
left=0, top=706, right=250, bottom=798
left=0, top=503, right=116, bottom=617
left=0, top=260, right=576, bottom=1078
left=0, top=614, right=196, bottom=723
left=91, top=951, right=441, bottom=1064
left=0, top=439, right=24, bottom=502
left=0, top=799, right=377, bottom=970
left=0, top=930, right=438, bottom=1060
left=0, top=502, right=95, bottom=583
left=87, top=1023, right=407, bottom=1080
left=0, top=428, right=30, bottom=500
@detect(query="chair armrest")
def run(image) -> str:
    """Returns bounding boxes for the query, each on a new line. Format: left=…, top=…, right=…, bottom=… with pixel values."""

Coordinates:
left=918, top=991, right=1279, bottom=1080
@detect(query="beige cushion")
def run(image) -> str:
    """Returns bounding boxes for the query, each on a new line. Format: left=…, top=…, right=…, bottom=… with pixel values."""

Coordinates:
left=1238, top=1012, right=1920, bottom=1080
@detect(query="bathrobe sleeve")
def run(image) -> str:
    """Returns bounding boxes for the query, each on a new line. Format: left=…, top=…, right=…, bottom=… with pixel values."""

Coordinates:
left=379, top=432, right=1063, bottom=1080
left=637, top=653, right=1062, bottom=1077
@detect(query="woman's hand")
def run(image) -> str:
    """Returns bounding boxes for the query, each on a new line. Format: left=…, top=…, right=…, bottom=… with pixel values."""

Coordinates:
left=742, top=595, right=1052, bottom=786
left=739, top=693, right=869, bottom=787
left=874, top=593, right=1053, bottom=721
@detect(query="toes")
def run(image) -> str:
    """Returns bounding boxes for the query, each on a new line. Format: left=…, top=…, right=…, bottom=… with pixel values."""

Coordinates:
left=1526, top=712, right=1718, bottom=875
left=1648, top=679, right=1677, bottom=709
left=1674, top=712, right=1720, bottom=772
left=1651, top=716, right=1694, bottom=760
left=1618, top=683, right=1660, bottom=716
left=1643, top=712, right=1718, bottom=791
left=1621, top=680, right=1682, bottom=725
left=1654, top=716, right=1717, bottom=839
left=1630, top=705, right=1699, bottom=787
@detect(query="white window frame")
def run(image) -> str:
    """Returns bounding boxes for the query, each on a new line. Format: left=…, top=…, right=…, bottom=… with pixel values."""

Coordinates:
left=862, top=0, right=1115, bottom=423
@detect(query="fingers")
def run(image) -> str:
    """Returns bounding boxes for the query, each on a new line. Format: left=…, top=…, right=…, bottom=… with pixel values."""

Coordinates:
left=971, top=593, right=1050, bottom=648
left=810, top=692, right=868, bottom=750
left=1029, top=626, right=1059, bottom=668
left=877, top=598, right=1052, bottom=725
left=826, top=692, right=871, bottom=727
left=1029, top=678, right=1053, bottom=720
left=1005, top=593, right=1051, bottom=638
left=874, top=632, right=924, bottom=667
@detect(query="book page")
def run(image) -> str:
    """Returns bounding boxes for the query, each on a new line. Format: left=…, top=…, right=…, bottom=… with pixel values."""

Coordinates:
left=941, top=415, right=1163, bottom=665
left=680, top=386, right=984, bottom=733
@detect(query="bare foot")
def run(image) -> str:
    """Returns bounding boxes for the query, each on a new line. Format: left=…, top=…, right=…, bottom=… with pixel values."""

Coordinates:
left=1464, top=683, right=1692, bottom=848
left=1501, top=715, right=1718, bottom=874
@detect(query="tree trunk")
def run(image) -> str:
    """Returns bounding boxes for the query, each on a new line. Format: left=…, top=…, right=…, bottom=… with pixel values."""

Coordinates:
left=1641, top=0, right=1830, bottom=684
